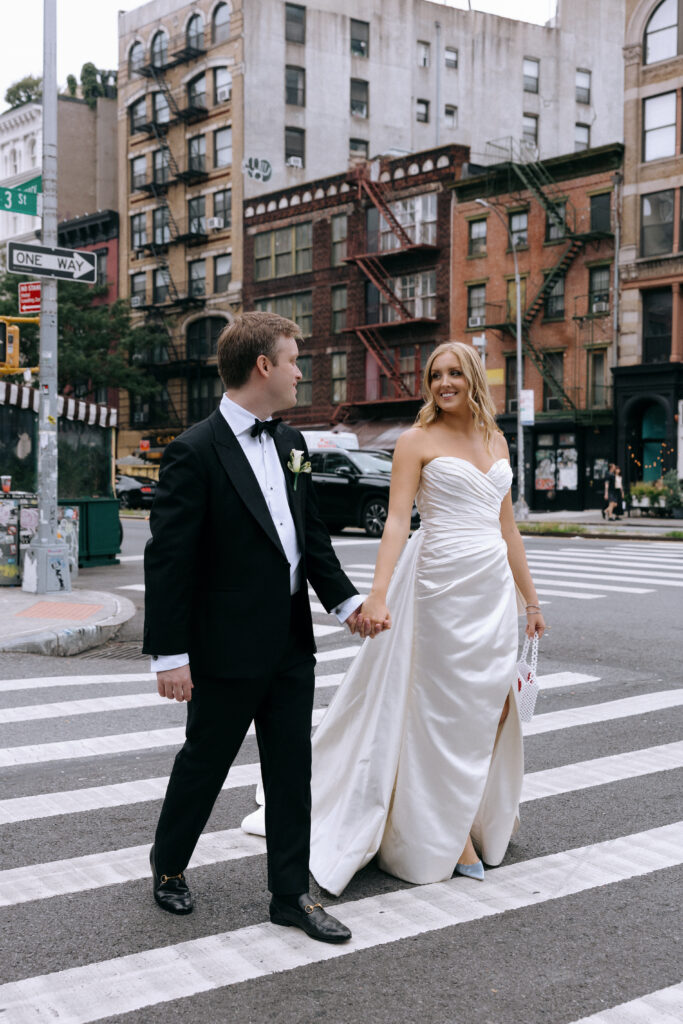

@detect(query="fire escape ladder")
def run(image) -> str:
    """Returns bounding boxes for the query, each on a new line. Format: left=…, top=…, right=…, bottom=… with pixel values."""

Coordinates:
left=360, top=179, right=414, bottom=250
left=511, top=159, right=576, bottom=234
left=519, top=327, right=576, bottom=410
left=355, top=255, right=413, bottom=321
left=522, top=237, right=585, bottom=328
left=355, top=327, right=413, bottom=397
left=149, top=64, right=184, bottom=123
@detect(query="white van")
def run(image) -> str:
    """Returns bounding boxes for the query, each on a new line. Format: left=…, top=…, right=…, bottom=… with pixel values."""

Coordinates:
left=300, top=431, right=359, bottom=451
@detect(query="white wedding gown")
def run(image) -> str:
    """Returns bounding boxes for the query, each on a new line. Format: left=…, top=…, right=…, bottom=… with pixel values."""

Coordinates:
left=242, top=456, right=525, bottom=895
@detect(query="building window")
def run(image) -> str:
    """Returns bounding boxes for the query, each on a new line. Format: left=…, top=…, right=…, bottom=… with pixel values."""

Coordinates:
left=187, top=12, right=205, bottom=50
left=153, top=207, right=170, bottom=246
left=212, top=2, right=230, bottom=44
left=187, top=317, right=224, bottom=360
left=588, top=266, right=611, bottom=313
left=587, top=349, right=608, bottom=408
left=214, top=67, right=232, bottom=104
left=468, top=218, right=487, bottom=256
left=285, top=3, right=305, bottom=43
left=151, top=30, right=168, bottom=68
left=130, top=273, right=146, bottom=303
left=189, top=135, right=206, bottom=172
left=544, top=273, right=565, bottom=318
left=129, top=98, right=146, bottom=134
left=254, top=223, right=313, bottom=280
left=297, top=355, right=312, bottom=405
left=214, top=254, right=232, bottom=293
left=153, top=91, right=170, bottom=126
left=576, top=68, right=591, bottom=104
left=444, top=104, right=458, bottom=129
left=445, top=46, right=458, bottom=68
left=130, top=155, right=146, bottom=191
left=129, top=40, right=144, bottom=75
left=213, top=188, right=231, bottom=228
left=641, top=190, right=675, bottom=256
left=575, top=123, right=590, bottom=152
left=153, top=267, right=170, bottom=304
left=523, top=57, right=539, bottom=93
left=542, top=352, right=564, bottom=410
left=255, top=292, right=313, bottom=336
left=416, top=99, right=429, bottom=123
left=332, top=285, right=348, bottom=333
left=644, top=0, right=679, bottom=65
left=214, top=126, right=232, bottom=167
left=351, top=19, right=369, bottom=57
left=546, top=202, right=566, bottom=241
left=188, top=73, right=207, bottom=110
left=95, top=248, right=108, bottom=288
left=509, top=210, right=528, bottom=247
left=131, top=213, right=147, bottom=249
left=643, top=92, right=677, bottom=161
left=331, top=214, right=348, bottom=266
left=380, top=192, right=437, bottom=250
left=154, top=147, right=170, bottom=185
left=590, top=192, right=611, bottom=233
left=188, top=377, right=224, bottom=423
left=331, top=353, right=347, bottom=403
left=350, top=138, right=369, bottom=159
left=467, top=284, right=486, bottom=324
left=522, top=114, right=538, bottom=146
left=286, top=66, right=305, bottom=105
left=285, top=127, right=305, bottom=166
left=417, top=41, right=430, bottom=67
left=188, top=195, right=206, bottom=235
left=350, top=79, right=369, bottom=118
left=189, top=260, right=206, bottom=297
left=505, top=356, right=521, bottom=412
left=379, top=270, right=436, bottom=322
left=642, top=287, right=672, bottom=362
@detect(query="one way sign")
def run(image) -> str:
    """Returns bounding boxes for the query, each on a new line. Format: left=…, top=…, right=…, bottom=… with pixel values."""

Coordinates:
left=6, top=241, right=97, bottom=284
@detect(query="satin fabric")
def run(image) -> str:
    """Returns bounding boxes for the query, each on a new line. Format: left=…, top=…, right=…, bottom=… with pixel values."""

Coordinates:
left=308, top=456, right=524, bottom=895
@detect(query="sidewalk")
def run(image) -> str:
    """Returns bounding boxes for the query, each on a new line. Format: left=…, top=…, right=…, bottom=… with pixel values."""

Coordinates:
left=518, top=508, right=683, bottom=538
left=0, top=585, right=136, bottom=657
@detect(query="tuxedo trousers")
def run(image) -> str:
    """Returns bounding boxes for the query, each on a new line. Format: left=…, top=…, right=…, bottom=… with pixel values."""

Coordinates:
left=153, top=591, right=316, bottom=895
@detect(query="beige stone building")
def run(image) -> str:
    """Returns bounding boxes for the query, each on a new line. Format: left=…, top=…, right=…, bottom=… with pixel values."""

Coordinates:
left=616, top=0, right=683, bottom=484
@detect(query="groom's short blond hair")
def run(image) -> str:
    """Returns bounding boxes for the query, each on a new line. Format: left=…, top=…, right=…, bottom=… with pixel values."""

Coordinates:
left=217, top=311, right=303, bottom=389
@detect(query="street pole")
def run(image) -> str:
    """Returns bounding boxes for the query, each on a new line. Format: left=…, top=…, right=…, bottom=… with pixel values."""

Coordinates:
left=475, top=198, right=528, bottom=519
left=23, top=0, right=71, bottom=593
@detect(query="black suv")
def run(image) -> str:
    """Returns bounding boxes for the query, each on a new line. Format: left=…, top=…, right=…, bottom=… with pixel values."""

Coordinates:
left=309, top=448, right=419, bottom=537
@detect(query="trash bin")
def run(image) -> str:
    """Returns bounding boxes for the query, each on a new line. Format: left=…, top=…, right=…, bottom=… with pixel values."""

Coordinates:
left=67, top=497, right=121, bottom=567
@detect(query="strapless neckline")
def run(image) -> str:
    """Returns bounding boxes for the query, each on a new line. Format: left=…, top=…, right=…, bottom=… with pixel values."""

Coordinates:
left=424, top=456, right=508, bottom=479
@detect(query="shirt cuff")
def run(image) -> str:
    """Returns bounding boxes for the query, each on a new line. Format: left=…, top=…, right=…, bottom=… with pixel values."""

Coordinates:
left=151, top=653, right=190, bottom=673
left=333, top=593, right=364, bottom=623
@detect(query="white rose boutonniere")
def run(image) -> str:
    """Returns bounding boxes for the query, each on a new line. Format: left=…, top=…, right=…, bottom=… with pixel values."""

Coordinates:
left=287, top=448, right=312, bottom=490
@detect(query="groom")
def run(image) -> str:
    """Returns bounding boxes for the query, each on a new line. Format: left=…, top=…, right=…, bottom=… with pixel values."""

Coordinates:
left=143, top=311, right=363, bottom=943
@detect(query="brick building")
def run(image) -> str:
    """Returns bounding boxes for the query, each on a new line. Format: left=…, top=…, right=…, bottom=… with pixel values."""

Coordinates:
left=242, top=145, right=467, bottom=444
left=450, top=143, right=624, bottom=511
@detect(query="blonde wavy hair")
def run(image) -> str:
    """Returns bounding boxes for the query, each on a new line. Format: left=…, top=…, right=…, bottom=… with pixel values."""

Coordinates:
left=416, top=341, right=500, bottom=450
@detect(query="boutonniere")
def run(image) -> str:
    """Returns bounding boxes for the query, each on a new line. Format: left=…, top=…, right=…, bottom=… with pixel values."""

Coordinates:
left=287, top=449, right=311, bottom=490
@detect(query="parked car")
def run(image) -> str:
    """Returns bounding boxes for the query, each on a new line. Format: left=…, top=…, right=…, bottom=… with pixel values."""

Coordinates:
left=115, top=475, right=157, bottom=509
left=309, top=448, right=419, bottom=537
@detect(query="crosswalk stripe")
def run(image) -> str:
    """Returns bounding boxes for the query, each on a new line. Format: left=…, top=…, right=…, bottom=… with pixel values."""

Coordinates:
left=117, top=583, right=145, bottom=591
left=0, top=673, right=155, bottom=693
left=315, top=645, right=361, bottom=663
left=527, top=555, right=683, bottom=578
left=524, top=689, right=683, bottom=736
left=538, top=671, right=600, bottom=689
left=529, top=567, right=683, bottom=587
left=555, top=546, right=683, bottom=562
left=536, top=589, right=604, bottom=600
left=2, top=742, right=680, bottom=908
left=0, top=823, right=679, bottom=1024
left=530, top=579, right=653, bottom=594
left=567, top=982, right=683, bottom=1023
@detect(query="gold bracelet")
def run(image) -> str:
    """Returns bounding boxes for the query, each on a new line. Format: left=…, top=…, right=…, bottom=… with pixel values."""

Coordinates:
left=525, top=604, right=541, bottom=613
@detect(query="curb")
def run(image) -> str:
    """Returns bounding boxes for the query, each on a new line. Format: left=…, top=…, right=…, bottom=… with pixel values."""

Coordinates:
left=516, top=527, right=683, bottom=540
left=0, top=595, right=137, bottom=657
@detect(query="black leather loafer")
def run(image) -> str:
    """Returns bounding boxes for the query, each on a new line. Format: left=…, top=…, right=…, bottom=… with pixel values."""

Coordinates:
left=269, top=892, right=351, bottom=944
left=149, top=845, right=193, bottom=915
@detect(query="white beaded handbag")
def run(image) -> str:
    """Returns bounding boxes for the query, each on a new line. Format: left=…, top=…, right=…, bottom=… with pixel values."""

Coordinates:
left=515, top=634, right=540, bottom=723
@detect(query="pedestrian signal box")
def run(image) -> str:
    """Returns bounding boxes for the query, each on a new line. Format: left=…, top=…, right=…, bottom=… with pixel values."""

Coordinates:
left=0, top=323, right=20, bottom=369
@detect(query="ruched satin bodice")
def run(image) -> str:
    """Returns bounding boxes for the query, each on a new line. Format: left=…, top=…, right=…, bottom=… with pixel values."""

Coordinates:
left=418, top=456, right=512, bottom=532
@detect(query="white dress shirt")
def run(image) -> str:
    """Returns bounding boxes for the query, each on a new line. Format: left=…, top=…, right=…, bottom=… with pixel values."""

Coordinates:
left=152, top=394, right=362, bottom=672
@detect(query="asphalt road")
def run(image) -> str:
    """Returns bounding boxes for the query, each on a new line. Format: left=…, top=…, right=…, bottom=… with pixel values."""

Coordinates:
left=0, top=524, right=681, bottom=1024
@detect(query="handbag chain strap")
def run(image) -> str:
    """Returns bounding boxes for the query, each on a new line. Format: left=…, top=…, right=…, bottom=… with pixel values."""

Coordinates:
left=521, top=633, right=540, bottom=678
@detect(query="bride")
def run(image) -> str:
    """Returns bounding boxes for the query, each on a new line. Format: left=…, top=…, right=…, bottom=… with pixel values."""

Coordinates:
left=244, top=340, right=546, bottom=895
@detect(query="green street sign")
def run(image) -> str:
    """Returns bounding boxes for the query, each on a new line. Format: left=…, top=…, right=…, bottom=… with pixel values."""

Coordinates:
left=1, top=186, right=39, bottom=217
left=18, top=175, right=42, bottom=194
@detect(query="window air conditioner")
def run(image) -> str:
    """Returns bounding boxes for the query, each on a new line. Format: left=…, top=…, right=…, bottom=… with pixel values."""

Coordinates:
left=592, top=300, right=609, bottom=314
left=207, top=217, right=225, bottom=230
left=545, top=396, right=563, bottom=411
left=286, top=156, right=303, bottom=168
left=468, top=315, right=485, bottom=327
left=216, top=86, right=231, bottom=103
left=130, top=295, right=144, bottom=308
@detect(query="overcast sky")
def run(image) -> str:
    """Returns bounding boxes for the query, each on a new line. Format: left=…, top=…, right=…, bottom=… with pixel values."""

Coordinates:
left=1, top=0, right=557, bottom=109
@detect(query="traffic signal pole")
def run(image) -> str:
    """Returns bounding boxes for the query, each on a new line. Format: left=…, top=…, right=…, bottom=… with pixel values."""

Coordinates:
left=22, top=0, right=71, bottom=593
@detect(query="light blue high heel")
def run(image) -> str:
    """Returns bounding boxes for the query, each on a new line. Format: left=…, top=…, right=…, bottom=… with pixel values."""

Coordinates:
left=455, top=859, right=485, bottom=881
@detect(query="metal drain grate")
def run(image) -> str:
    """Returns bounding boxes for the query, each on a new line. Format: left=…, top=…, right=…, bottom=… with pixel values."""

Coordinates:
left=79, top=641, right=146, bottom=661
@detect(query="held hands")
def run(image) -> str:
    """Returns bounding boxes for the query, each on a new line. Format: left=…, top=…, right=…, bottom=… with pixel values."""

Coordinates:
left=354, top=593, right=391, bottom=640
left=157, top=665, right=193, bottom=702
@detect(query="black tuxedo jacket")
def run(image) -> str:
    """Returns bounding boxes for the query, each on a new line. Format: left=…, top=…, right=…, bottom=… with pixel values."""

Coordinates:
left=142, top=409, right=358, bottom=678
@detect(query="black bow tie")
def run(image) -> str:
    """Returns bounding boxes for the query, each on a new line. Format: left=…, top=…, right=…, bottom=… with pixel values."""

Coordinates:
left=250, top=417, right=281, bottom=439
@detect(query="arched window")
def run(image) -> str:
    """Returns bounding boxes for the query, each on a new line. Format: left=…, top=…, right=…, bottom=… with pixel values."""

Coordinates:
left=644, top=0, right=679, bottom=64
left=151, top=30, right=168, bottom=68
left=187, top=12, right=205, bottom=50
left=212, top=3, right=230, bottom=44
left=129, top=40, right=144, bottom=75
left=187, top=316, right=225, bottom=359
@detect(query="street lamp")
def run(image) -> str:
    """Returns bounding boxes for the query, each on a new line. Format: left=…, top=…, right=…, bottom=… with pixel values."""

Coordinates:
left=474, top=197, right=529, bottom=519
